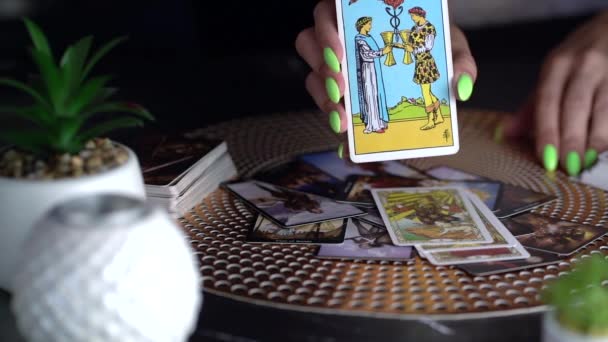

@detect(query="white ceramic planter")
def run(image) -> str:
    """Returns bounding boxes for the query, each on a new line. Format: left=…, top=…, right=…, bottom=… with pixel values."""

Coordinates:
left=0, top=143, right=145, bottom=293
left=11, top=193, right=202, bottom=342
left=543, top=311, right=608, bottom=342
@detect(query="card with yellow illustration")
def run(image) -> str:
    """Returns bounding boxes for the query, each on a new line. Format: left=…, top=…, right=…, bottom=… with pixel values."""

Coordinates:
left=370, top=186, right=491, bottom=246
left=335, top=0, right=458, bottom=162
left=417, top=191, right=529, bottom=256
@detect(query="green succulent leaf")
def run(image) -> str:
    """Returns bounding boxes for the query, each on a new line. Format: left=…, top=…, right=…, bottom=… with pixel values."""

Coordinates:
left=81, top=101, right=154, bottom=122
left=0, top=105, right=50, bottom=126
left=0, top=78, right=52, bottom=111
left=0, top=129, right=50, bottom=155
left=60, top=35, right=93, bottom=95
left=29, top=48, right=64, bottom=112
left=81, top=36, right=127, bottom=82
left=91, top=87, right=118, bottom=105
left=76, top=116, right=143, bottom=144
left=1, top=19, right=151, bottom=157
left=542, top=255, right=608, bottom=334
left=65, top=75, right=112, bottom=116
left=23, top=18, right=53, bottom=60
left=55, top=117, right=83, bottom=151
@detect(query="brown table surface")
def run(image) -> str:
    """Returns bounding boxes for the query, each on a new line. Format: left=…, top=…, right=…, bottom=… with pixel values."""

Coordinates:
left=178, top=109, right=608, bottom=341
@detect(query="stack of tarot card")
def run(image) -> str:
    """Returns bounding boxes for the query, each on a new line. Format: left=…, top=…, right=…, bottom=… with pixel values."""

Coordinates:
left=222, top=150, right=608, bottom=275
left=129, top=128, right=237, bottom=217
left=578, top=150, right=608, bottom=191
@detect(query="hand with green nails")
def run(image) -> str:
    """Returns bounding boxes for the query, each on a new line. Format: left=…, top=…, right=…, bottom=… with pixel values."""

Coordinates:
left=503, top=10, right=608, bottom=177
left=295, top=0, right=478, bottom=135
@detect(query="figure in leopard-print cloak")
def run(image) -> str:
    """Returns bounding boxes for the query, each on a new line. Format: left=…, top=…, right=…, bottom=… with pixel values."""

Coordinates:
left=395, top=6, right=443, bottom=130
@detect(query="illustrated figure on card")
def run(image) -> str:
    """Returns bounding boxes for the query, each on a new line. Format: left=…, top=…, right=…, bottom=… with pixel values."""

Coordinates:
left=354, top=16, right=393, bottom=134
left=336, top=0, right=458, bottom=162
left=253, top=183, right=324, bottom=214
left=395, top=6, right=443, bottom=130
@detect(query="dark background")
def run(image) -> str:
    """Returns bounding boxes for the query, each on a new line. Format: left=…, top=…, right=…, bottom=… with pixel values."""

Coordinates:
left=0, top=0, right=597, bottom=129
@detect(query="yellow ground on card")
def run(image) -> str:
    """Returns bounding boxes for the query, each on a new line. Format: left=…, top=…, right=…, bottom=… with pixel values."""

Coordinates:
left=353, top=118, right=454, bottom=155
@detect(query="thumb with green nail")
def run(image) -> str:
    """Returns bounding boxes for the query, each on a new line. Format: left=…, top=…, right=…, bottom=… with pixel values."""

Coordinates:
left=450, top=24, right=478, bottom=102
left=295, top=0, right=478, bottom=135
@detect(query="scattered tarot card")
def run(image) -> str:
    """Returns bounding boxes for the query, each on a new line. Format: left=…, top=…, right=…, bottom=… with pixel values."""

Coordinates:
left=223, top=180, right=365, bottom=228
left=418, top=179, right=502, bottom=210
left=425, top=246, right=529, bottom=266
left=371, top=186, right=492, bottom=246
left=511, top=213, right=607, bottom=256
left=252, top=160, right=343, bottom=199
left=423, top=166, right=488, bottom=181
left=493, top=184, right=557, bottom=218
left=338, top=175, right=424, bottom=206
left=501, top=216, right=535, bottom=236
left=357, top=206, right=385, bottom=227
left=417, top=191, right=525, bottom=252
left=247, top=215, right=347, bottom=244
left=458, top=249, right=562, bottom=276
left=335, top=0, right=459, bottom=163
left=420, top=192, right=530, bottom=265
left=578, top=150, right=608, bottom=191
left=298, top=151, right=427, bottom=181
left=316, top=219, right=413, bottom=260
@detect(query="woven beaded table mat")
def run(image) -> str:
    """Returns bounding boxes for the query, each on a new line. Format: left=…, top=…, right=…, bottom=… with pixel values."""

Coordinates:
left=179, top=109, right=608, bottom=319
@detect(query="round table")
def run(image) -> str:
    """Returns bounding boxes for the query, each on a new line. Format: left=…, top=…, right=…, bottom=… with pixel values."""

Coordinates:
left=182, top=109, right=608, bottom=341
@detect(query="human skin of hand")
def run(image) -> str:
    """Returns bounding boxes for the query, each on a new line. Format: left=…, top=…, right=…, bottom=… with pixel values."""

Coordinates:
left=505, top=11, right=608, bottom=176
left=295, top=0, right=478, bottom=134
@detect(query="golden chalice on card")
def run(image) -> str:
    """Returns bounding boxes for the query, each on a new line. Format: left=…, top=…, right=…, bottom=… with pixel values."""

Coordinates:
left=380, top=31, right=396, bottom=66
left=399, top=29, right=413, bottom=64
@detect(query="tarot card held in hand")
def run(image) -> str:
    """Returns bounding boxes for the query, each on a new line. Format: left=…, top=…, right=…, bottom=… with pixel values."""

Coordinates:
left=223, top=180, right=365, bottom=228
left=371, top=187, right=492, bottom=246
left=316, top=219, right=413, bottom=260
left=248, top=215, right=348, bottom=244
left=335, top=0, right=459, bottom=162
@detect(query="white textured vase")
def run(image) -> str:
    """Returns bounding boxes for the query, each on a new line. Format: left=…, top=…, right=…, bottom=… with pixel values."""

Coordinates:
left=543, top=311, right=608, bottom=342
left=0, top=143, right=145, bottom=293
left=10, top=194, right=202, bottom=342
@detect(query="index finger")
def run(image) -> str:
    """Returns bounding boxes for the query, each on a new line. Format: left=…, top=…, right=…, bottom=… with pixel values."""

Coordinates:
left=314, top=0, right=344, bottom=62
left=534, top=52, right=574, bottom=172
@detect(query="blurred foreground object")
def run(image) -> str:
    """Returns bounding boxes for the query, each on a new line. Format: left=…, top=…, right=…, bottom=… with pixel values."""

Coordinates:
left=10, top=194, right=203, bottom=342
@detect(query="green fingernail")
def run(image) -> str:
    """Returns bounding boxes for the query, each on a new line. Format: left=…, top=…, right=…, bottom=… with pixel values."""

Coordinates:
left=584, top=149, right=598, bottom=169
left=566, top=151, right=581, bottom=177
left=329, top=111, right=341, bottom=133
left=337, top=143, right=344, bottom=159
left=493, top=123, right=503, bottom=144
left=324, top=47, right=340, bottom=73
left=543, top=144, right=558, bottom=172
left=457, top=73, right=473, bottom=101
left=326, top=77, right=340, bottom=104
